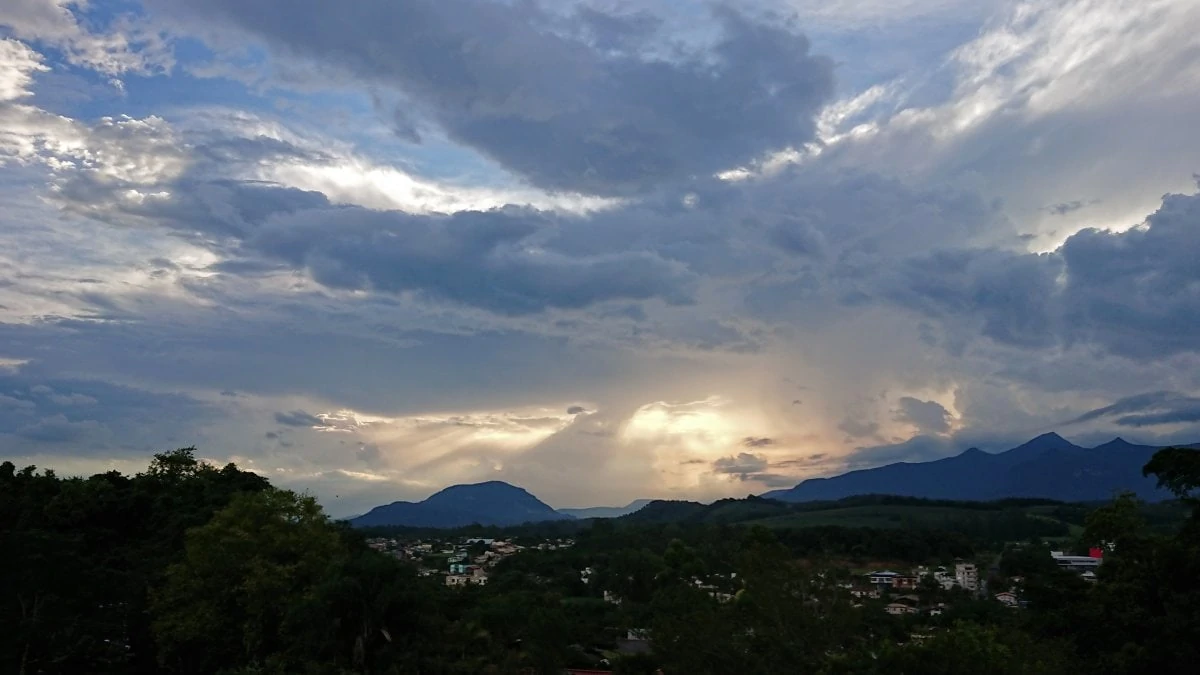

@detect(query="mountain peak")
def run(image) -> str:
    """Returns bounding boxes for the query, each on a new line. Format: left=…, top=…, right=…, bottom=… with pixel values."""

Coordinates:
left=1012, top=431, right=1078, bottom=453
left=1093, top=437, right=1139, bottom=450
left=1032, top=431, right=1067, bottom=443
left=349, top=480, right=570, bottom=528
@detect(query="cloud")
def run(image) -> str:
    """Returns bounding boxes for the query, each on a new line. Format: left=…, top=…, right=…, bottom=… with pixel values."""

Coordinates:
left=248, top=205, right=697, bottom=315
left=0, top=1, right=173, bottom=77
left=16, top=413, right=105, bottom=443
left=1065, top=391, right=1200, bottom=429
left=273, top=410, right=322, bottom=427
left=894, top=396, right=952, bottom=434
left=1047, top=201, right=1085, bottom=216
left=0, top=38, right=47, bottom=101
left=742, top=436, right=774, bottom=447
left=0, top=369, right=217, bottom=456
left=885, top=186, right=1200, bottom=360
left=148, top=0, right=835, bottom=195
left=36, top=118, right=698, bottom=316
left=566, top=405, right=587, bottom=415
left=712, top=452, right=769, bottom=478
left=838, top=418, right=880, bottom=439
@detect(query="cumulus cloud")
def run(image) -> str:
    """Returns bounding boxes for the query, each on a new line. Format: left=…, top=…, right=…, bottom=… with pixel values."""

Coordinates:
left=894, top=397, right=952, bottom=434
left=147, top=0, right=835, bottom=195
left=889, top=186, right=1200, bottom=360
left=0, top=0, right=173, bottom=77
left=250, top=205, right=696, bottom=315
left=712, top=452, right=769, bottom=478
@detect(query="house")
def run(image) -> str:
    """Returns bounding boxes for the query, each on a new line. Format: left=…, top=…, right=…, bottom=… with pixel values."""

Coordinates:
left=868, top=571, right=900, bottom=586
left=466, top=538, right=495, bottom=545
left=1051, top=551, right=1102, bottom=573
left=851, top=587, right=881, bottom=599
left=995, top=591, right=1019, bottom=607
left=892, top=575, right=920, bottom=590
left=885, top=603, right=917, bottom=615
left=955, top=563, right=978, bottom=591
left=446, top=574, right=471, bottom=587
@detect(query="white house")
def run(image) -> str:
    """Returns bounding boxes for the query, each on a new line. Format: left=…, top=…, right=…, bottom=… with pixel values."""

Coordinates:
left=994, top=591, right=1019, bottom=607
left=955, top=563, right=978, bottom=591
left=868, top=571, right=900, bottom=586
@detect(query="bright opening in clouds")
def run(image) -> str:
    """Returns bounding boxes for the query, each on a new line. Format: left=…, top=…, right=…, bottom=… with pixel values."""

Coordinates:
left=2, top=0, right=1198, bottom=517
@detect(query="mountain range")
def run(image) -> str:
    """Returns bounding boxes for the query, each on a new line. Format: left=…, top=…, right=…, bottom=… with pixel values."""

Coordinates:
left=349, top=481, right=574, bottom=528
left=348, top=433, right=1192, bottom=528
left=762, top=433, right=1190, bottom=503
left=556, top=499, right=654, bottom=519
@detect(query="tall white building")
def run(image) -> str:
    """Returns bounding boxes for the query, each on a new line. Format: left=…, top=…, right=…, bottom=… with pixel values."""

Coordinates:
left=955, top=562, right=978, bottom=591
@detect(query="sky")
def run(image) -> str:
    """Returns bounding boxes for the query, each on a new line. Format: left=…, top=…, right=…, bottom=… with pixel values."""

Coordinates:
left=1, top=0, right=1199, bottom=518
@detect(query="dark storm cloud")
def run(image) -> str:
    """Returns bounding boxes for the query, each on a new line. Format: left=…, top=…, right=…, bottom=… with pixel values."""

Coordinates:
left=250, top=205, right=696, bottom=315
left=1116, top=405, right=1200, bottom=427
left=884, top=187, right=1200, bottom=360
left=1065, top=391, right=1200, bottom=428
left=53, top=155, right=697, bottom=315
left=273, top=410, right=322, bottom=427
left=566, top=405, right=587, bottom=415
left=1065, top=391, right=1182, bottom=425
left=148, top=0, right=834, bottom=195
left=894, top=397, right=952, bottom=434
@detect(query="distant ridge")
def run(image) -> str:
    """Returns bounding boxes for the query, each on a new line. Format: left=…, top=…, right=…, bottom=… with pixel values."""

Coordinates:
left=349, top=480, right=574, bottom=528
left=557, top=499, right=653, bottom=519
left=761, top=434, right=1190, bottom=503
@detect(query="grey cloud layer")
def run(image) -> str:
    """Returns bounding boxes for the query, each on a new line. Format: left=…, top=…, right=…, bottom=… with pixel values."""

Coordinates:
left=147, top=0, right=834, bottom=195
left=889, top=187, right=1200, bottom=360
left=0, top=369, right=217, bottom=456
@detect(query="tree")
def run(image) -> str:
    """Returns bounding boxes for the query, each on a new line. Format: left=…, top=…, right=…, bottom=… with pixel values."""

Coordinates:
left=150, top=489, right=347, bottom=674
left=1143, top=447, right=1200, bottom=502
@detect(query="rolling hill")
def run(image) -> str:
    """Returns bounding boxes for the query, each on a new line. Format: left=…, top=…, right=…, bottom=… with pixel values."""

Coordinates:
left=349, top=481, right=574, bottom=528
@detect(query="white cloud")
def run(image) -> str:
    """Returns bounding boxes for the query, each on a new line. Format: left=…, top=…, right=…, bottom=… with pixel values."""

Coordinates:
left=0, top=39, right=48, bottom=101
left=0, top=0, right=173, bottom=77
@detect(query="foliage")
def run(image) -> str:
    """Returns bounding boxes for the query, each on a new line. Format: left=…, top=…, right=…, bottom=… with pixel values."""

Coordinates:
left=3, top=446, right=1200, bottom=674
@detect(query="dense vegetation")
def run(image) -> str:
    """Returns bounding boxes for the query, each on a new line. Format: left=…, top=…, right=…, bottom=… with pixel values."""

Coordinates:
left=3, top=447, right=1199, bottom=674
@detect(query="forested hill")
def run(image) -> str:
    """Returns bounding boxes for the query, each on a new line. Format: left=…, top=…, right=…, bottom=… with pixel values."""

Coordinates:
left=616, top=493, right=1191, bottom=543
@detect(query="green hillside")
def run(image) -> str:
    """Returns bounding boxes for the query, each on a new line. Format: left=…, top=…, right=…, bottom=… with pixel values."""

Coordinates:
left=615, top=494, right=1185, bottom=544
